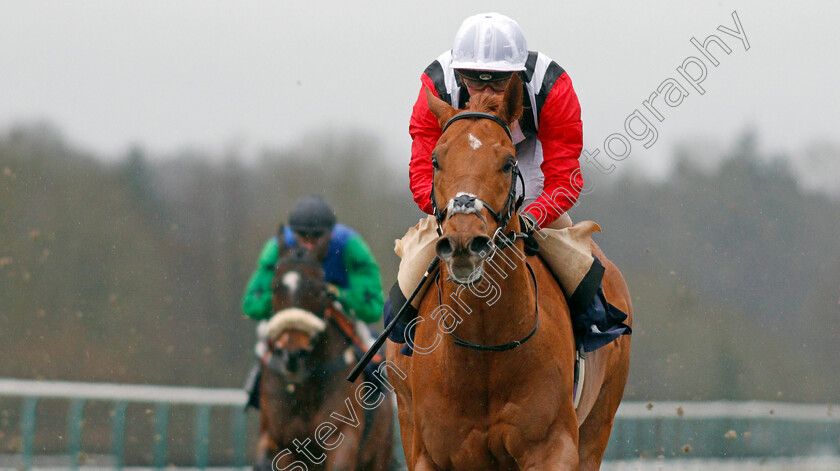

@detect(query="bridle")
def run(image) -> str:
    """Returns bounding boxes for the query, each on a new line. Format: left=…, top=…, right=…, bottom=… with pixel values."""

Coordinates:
left=266, top=255, right=363, bottom=384
left=430, top=111, right=526, bottom=238
left=435, top=261, right=540, bottom=352
left=429, top=111, right=539, bottom=352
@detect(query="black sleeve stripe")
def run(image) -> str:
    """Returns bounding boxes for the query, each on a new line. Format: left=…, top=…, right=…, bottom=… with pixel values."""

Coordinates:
left=514, top=51, right=540, bottom=133
left=522, top=51, right=539, bottom=83
left=519, top=78, right=536, bottom=133
left=423, top=60, right=451, bottom=104
left=535, top=61, right=566, bottom=115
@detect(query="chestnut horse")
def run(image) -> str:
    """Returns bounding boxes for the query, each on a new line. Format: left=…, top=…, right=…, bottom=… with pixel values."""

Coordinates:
left=386, top=74, right=633, bottom=470
left=256, top=243, right=394, bottom=471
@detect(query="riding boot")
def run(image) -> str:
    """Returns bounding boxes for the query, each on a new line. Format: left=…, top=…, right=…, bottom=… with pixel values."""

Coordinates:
left=244, top=363, right=262, bottom=410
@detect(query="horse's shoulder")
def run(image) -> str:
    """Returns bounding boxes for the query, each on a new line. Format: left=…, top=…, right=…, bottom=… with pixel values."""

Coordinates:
left=527, top=255, right=564, bottom=294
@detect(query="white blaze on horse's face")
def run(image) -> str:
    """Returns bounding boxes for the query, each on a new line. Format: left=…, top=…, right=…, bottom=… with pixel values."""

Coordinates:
left=468, top=133, right=482, bottom=150
left=282, top=271, right=301, bottom=297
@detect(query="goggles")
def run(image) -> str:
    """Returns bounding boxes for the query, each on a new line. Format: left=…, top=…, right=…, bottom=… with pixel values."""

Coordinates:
left=457, top=70, right=514, bottom=93
left=293, top=229, right=326, bottom=239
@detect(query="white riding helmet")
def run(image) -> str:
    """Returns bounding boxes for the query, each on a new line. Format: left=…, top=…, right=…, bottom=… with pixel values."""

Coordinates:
left=450, top=12, right=528, bottom=72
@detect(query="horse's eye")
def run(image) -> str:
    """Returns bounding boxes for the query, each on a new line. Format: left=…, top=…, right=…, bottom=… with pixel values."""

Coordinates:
left=503, top=161, right=514, bottom=173
left=432, top=157, right=439, bottom=170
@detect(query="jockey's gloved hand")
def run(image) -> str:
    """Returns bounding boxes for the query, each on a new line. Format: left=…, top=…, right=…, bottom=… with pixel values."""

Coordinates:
left=518, top=212, right=539, bottom=236
left=326, top=283, right=342, bottom=301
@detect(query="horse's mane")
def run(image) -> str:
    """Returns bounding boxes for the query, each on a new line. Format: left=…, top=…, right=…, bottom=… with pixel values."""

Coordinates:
left=466, top=92, right=502, bottom=114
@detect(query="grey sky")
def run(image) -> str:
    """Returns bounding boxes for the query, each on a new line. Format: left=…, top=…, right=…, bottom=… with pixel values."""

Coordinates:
left=1, top=1, right=838, bottom=183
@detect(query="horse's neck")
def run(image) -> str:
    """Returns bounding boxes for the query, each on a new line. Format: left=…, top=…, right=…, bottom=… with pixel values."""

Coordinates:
left=284, top=326, right=352, bottom=411
left=441, top=249, right=535, bottom=344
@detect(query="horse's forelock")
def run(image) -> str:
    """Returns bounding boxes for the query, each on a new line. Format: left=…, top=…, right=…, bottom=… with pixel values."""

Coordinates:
left=280, top=246, right=311, bottom=263
left=466, top=92, right=502, bottom=114
left=276, top=247, right=321, bottom=274
left=273, top=246, right=325, bottom=303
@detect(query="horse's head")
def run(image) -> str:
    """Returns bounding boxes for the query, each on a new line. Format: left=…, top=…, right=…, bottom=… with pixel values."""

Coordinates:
left=266, top=245, right=329, bottom=383
left=426, top=74, right=524, bottom=283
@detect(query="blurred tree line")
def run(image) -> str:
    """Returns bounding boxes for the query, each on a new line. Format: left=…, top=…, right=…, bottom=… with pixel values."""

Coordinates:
left=1, top=123, right=838, bottom=404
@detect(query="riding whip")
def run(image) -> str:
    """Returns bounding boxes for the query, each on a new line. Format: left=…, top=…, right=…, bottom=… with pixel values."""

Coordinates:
left=346, top=256, right=440, bottom=382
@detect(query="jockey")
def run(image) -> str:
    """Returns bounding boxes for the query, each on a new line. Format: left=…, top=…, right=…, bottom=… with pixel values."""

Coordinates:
left=410, top=11, right=582, bottom=231
left=241, top=195, right=384, bottom=409
left=390, top=12, right=630, bottom=355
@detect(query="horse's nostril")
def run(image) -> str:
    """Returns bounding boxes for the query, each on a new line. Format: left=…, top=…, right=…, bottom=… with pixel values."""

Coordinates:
left=435, top=237, right=455, bottom=259
left=469, top=236, right=492, bottom=257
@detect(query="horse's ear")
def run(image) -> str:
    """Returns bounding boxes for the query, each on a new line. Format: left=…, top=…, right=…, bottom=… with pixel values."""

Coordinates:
left=425, top=87, right=458, bottom=129
left=498, top=73, right=523, bottom=125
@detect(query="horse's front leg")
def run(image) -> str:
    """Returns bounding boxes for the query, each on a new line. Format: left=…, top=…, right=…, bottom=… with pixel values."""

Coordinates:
left=255, top=433, right=282, bottom=471
left=324, top=426, right=361, bottom=471
left=413, top=452, right=442, bottom=471
left=513, top=426, right=579, bottom=471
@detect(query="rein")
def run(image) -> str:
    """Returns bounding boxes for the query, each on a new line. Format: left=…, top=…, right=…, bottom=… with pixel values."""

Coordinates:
left=325, top=304, right=384, bottom=364
left=438, top=262, right=540, bottom=352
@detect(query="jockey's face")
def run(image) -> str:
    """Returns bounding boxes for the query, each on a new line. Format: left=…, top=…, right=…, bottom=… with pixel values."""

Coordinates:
left=294, top=230, right=332, bottom=262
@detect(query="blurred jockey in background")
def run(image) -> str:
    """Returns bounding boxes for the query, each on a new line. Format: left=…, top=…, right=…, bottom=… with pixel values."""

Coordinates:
left=241, top=195, right=384, bottom=409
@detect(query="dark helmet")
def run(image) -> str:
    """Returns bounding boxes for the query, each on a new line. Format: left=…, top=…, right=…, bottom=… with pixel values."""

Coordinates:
left=288, top=195, right=336, bottom=234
